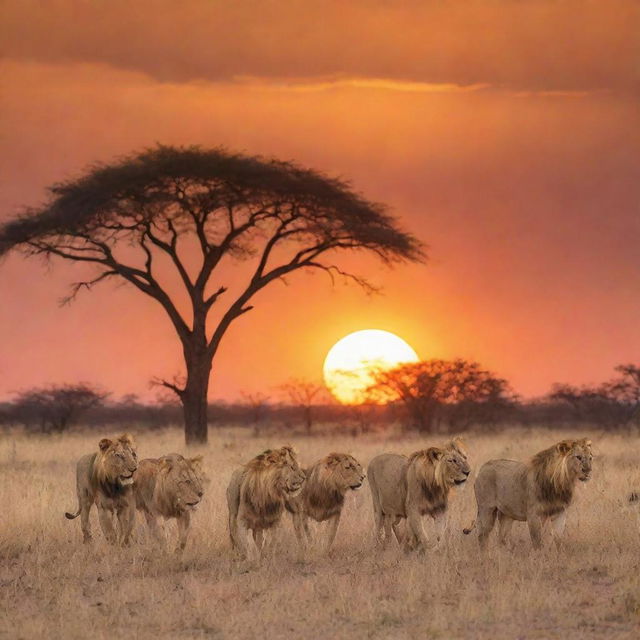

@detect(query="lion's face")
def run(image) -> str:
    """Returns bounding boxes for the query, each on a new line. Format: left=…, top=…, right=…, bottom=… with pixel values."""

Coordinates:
left=162, top=455, right=205, bottom=511
left=326, top=453, right=365, bottom=491
left=276, top=448, right=306, bottom=497
left=98, top=434, right=137, bottom=486
left=565, top=439, right=592, bottom=482
left=442, top=440, right=471, bottom=486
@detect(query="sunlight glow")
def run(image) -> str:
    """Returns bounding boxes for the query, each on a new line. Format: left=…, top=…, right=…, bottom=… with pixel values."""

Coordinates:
left=323, top=329, right=419, bottom=404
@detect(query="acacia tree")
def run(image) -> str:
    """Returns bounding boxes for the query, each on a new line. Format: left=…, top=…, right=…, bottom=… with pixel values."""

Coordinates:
left=11, top=383, right=108, bottom=433
left=550, top=364, right=640, bottom=427
left=0, top=145, right=423, bottom=443
left=368, top=359, right=514, bottom=432
left=602, top=364, right=640, bottom=423
left=279, top=378, right=329, bottom=434
left=239, top=391, right=271, bottom=437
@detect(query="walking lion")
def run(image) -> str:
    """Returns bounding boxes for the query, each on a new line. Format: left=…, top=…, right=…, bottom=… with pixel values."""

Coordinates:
left=368, top=438, right=470, bottom=550
left=286, top=452, right=365, bottom=554
left=65, top=433, right=138, bottom=545
left=226, top=446, right=306, bottom=560
left=463, top=438, right=592, bottom=549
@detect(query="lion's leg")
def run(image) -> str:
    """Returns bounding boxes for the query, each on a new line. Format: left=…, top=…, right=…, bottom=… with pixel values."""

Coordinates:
left=407, top=509, right=430, bottom=550
left=262, top=527, right=280, bottom=557
left=226, top=476, right=241, bottom=552
left=382, top=515, right=395, bottom=547
left=236, top=518, right=259, bottom=561
left=370, top=479, right=385, bottom=545
left=303, top=518, right=313, bottom=544
left=97, top=506, right=117, bottom=544
left=392, top=517, right=404, bottom=545
left=401, top=520, right=420, bottom=552
left=324, top=513, right=341, bottom=554
left=253, top=527, right=264, bottom=551
left=117, top=500, right=136, bottom=546
left=527, top=512, right=544, bottom=549
left=497, top=513, right=514, bottom=546
left=374, top=513, right=385, bottom=545
left=477, top=507, right=497, bottom=551
left=228, top=513, right=240, bottom=552
left=549, top=511, right=567, bottom=547
left=79, top=497, right=93, bottom=544
left=433, top=512, right=447, bottom=545
left=143, top=511, right=164, bottom=544
left=291, top=512, right=308, bottom=552
left=176, top=511, right=191, bottom=552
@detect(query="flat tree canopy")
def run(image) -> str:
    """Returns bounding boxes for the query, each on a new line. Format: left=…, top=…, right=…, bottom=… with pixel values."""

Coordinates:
left=368, top=359, right=514, bottom=432
left=0, top=145, right=425, bottom=443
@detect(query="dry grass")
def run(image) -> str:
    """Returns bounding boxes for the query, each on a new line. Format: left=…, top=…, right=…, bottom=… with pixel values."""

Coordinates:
left=1, top=426, right=640, bottom=639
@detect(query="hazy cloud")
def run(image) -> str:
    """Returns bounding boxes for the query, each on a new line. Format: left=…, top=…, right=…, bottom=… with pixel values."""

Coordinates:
left=1, top=0, right=638, bottom=92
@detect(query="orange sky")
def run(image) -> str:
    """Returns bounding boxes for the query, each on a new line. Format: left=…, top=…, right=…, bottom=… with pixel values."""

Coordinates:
left=1, top=1, right=639, bottom=402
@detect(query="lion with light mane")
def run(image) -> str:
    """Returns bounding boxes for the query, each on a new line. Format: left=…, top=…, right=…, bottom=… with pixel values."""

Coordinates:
left=134, top=453, right=204, bottom=551
left=368, top=438, right=470, bottom=550
left=226, top=445, right=306, bottom=560
left=65, top=433, right=138, bottom=545
left=463, top=438, right=592, bottom=549
left=286, top=452, right=365, bottom=554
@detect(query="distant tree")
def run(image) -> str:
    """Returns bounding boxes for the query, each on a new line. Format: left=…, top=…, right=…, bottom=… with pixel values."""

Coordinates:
left=549, top=383, right=622, bottom=426
left=279, top=378, right=329, bottom=434
left=11, top=383, right=108, bottom=433
left=602, top=364, right=640, bottom=424
left=240, top=391, right=270, bottom=436
left=368, top=359, right=514, bottom=432
left=551, top=364, right=640, bottom=427
left=0, top=145, right=424, bottom=444
left=549, top=383, right=600, bottom=414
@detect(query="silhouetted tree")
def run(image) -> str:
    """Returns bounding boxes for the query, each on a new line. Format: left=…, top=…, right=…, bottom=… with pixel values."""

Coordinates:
left=279, top=378, right=329, bottom=434
left=0, top=145, right=424, bottom=444
left=550, top=364, right=640, bottom=427
left=240, top=391, right=270, bottom=436
left=11, top=383, right=108, bottom=433
left=368, top=359, right=514, bottom=432
left=602, top=364, right=640, bottom=424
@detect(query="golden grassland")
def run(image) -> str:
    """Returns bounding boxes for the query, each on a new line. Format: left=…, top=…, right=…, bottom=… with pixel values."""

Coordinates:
left=1, top=426, right=640, bottom=639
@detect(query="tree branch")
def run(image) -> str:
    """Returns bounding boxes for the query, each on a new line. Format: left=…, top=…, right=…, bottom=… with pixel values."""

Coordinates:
left=150, top=376, right=185, bottom=398
left=144, top=221, right=194, bottom=293
left=204, top=285, right=228, bottom=309
left=304, top=262, right=380, bottom=294
left=29, top=236, right=192, bottom=342
left=59, top=270, right=119, bottom=306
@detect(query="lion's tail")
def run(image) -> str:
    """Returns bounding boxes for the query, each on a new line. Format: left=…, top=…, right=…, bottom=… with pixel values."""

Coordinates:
left=462, top=519, right=476, bottom=535
left=65, top=506, right=81, bottom=520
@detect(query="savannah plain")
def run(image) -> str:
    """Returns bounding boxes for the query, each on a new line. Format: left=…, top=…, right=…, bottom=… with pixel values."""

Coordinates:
left=2, top=425, right=639, bottom=640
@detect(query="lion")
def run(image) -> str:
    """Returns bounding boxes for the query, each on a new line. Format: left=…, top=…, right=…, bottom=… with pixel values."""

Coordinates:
left=65, top=433, right=138, bottom=545
left=134, top=453, right=204, bottom=551
left=368, top=438, right=470, bottom=550
left=286, top=453, right=365, bottom=554
left=463, top=438, right=592, bottom=549
left=226, top=445, right=306, bottom=560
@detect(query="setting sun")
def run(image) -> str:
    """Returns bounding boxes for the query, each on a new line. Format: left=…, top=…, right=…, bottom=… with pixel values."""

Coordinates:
left=323, top=329, right=419, bottom=404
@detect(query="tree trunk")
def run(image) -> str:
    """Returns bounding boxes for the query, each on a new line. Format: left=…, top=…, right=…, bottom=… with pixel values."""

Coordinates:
left=182, top=355, right=212, bottom=445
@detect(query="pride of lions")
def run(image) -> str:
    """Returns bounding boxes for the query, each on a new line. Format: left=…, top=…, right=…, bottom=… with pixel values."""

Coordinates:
left=65, top=434, right=596, bottom=555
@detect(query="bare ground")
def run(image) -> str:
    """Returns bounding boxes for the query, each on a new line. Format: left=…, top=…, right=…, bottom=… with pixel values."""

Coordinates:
left=1, top=427, right=639, bottom=639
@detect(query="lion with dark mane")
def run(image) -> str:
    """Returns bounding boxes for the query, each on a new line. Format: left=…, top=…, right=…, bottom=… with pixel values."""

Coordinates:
left=226, top=446, right=306, bottom=560
left=134, top=453, right=204, bottom=551
left=286, top=452, right=365, bottom=554
left=65, top=434, right=138, bottom=545
left=368, top=438, right=470, bottom=550
left=463, top=438, right=592, bottom=549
